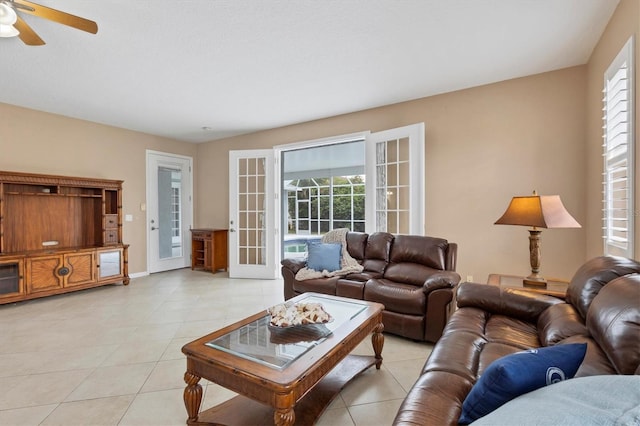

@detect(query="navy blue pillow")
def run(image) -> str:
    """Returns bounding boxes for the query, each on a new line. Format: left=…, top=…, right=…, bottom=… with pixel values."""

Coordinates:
left=459, top=343, right=587, bottom=424
left=306, top=242, right=342, bottom=272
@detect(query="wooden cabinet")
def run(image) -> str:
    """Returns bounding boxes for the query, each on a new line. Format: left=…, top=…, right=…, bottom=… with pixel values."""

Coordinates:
left=191, top=229, right=228, bottom=273
left=0, top=171, right=129, bottom=304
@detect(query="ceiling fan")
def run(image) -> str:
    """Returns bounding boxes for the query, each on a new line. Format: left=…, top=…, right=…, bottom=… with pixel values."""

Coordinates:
left=0, top=0, right=97, bottom=46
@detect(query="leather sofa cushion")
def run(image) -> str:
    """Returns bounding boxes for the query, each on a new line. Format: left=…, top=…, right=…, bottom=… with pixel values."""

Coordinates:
left=343, top=271, right=383, bottom=282
left=345, top=231, right=368, bottom=261
left=385, top=263, right=444, bottom=287
left=425, top=307, right=540, bottom=379
left=364, top=278, right=425, bottom=315
left=292, top=276, right=339, bottom=295
left=559, top=335, right=618, bottom=377
left=389, top=235, right=449, bottom=270
left=537, top=303, right=589, bottom=346
left=394, top=371, right=473, bottom=426
left=381, top=310, right=425, bottom=341
left=336, top=278, right=366, bottom=299
left=482, top=316, right=540, bottom=350
left=441, top=306, right=489, bottom=338
left=423, top=330, right=487, bottom=381
left=566, top=256, right=640, bottom=319
left=362, top=232, right=393, bottom=274
left=586, top=274, right=640, bottom=375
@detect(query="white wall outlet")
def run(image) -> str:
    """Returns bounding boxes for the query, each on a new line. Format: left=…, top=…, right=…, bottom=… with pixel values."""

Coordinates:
left=466, top=275, right=474, bottom=282
left=125, top=214, right=133, bottom=222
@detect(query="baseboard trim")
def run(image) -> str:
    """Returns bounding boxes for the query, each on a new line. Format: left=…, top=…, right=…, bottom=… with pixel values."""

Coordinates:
left=129, top=271, right=149, bottom=279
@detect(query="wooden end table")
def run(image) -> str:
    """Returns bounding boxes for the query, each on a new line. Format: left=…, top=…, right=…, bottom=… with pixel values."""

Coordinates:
left=182, top=293, right=384, bottom=426
left=487, top=273, right=569, bottom=298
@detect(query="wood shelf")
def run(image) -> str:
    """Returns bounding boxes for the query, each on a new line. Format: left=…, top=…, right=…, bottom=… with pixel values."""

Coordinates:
left=5, top=192, right=103, bottom=198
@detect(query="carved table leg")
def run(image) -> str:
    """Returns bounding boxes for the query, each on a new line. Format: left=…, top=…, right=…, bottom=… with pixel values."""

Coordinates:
left=372, top=322, right=384, bottom=369
left=274, top=407, right=295, bottom=426
left=183, top=372, right=203, bottom=424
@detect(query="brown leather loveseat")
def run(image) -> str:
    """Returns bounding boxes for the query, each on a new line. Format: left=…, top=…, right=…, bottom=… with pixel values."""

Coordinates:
left=281, top=232, right=460, bottom=342
left=393, top=256, right=640, bottom=425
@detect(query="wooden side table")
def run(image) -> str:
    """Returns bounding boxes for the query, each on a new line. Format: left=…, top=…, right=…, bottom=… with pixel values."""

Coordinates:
left=191, top=229, right=228, bottom=273
left=487, top=274, right=569, bottom=298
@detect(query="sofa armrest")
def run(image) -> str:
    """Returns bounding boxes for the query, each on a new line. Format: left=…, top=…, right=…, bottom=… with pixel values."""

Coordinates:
left=456, top=282, right=564, bottom=322
left=423, top=270, right=461, bottom=292
left=281, top=258, right=306, bottom=275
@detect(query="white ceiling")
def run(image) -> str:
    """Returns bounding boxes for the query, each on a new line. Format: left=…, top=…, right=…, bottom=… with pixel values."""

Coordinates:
left=0, top=0, right=618, bottom=143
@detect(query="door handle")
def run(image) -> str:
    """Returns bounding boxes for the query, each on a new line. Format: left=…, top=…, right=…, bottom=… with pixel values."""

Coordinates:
left=229, top=228, right=236, bottom=232
left=151, top=226, right=160, bottom=231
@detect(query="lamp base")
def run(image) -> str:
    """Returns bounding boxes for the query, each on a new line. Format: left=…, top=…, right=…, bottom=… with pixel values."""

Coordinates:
left=523, top=277, right=547, bottom=287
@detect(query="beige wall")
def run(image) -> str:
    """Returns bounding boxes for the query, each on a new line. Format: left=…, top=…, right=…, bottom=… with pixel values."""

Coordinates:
left=2, top=0, right=636, bottom=282
left=586, top=0, right=640, bottom=260
left=197, top=66, right=588, bottom=282
left=0, top=102, right=197, bottom=275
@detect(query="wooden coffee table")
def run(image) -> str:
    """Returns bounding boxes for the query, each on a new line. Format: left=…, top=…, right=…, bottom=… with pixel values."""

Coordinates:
left=181, top=293, right=385, bottom=425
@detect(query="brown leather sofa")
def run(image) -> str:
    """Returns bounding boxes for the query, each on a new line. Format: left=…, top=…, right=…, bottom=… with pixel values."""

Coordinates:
left=281, top=232, right=460, bottom=342
left=393, top=255, right=640, bottom=425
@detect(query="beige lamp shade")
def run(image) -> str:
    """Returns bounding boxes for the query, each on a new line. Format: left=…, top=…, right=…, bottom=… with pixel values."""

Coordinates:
left=494, top=194, right=581, bottom=229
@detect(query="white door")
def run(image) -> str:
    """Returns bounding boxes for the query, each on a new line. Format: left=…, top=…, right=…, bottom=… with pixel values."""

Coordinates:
left=365, top=123, right=425, bottom=235
left=146, top=150, right=193, bottom=273
left=228, top=150, right=277, bottom=279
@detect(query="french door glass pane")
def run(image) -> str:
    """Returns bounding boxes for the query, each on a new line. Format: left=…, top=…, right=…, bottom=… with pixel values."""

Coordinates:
left=375, top=138, right=411, bottom=232
left=238, top=158, right=267, bottom=266
left=158, top=167, right=182, bottom=259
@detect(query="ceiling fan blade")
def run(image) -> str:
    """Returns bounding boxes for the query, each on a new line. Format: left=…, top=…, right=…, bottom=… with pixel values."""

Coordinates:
left=14, top=14, right=45, bottom=45
left=13, top=0, right=98, bottom=34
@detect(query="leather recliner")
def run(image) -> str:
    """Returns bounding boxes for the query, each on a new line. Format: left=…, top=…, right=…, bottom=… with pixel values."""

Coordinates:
left=281, top=232, right=460, bottom=342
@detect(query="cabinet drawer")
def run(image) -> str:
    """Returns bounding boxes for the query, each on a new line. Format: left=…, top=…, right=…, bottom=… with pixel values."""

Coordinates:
left=105, top=230, right=118, bottom=244
left=105, top=214, right=118, bottom=229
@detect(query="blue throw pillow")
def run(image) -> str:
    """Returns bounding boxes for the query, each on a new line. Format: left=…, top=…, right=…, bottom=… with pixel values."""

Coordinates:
left=306, top=242, right=342, bottom=272
left=459, top=343, right=587, bottom=424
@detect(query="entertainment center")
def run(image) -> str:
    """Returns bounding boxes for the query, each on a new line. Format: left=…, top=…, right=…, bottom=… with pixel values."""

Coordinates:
left=0, top=170, right=129, bottom=304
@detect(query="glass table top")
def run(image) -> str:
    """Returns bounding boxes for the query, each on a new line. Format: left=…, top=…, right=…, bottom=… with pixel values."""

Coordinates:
left=206, top=295, right=368, bottom=370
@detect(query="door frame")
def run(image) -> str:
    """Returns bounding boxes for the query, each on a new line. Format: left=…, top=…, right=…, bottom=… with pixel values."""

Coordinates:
left=146, top=150, right=194, bottom=274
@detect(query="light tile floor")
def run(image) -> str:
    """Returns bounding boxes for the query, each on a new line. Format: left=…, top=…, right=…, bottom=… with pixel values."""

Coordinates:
left=0, top=269, right=433, bottom=426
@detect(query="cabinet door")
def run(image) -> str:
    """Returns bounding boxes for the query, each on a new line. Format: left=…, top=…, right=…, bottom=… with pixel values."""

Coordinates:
left=212, top=230, right=228, bottom=271
left=64, top=252, right=96, bottom=287
left=97, top=249, right=123, bottom=281
left=0, top=259, right=24, bottom=300
left=26, top=255, right=64, bottom=294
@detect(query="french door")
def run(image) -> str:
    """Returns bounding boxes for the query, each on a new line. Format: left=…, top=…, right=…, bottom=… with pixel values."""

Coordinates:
left=227, top=124, right=424, bottom=277
left=228, top=150, right=277, bottom=279
left=365, top=123, right=425, bottom=235
left=146, top=151, right=193, bottom=273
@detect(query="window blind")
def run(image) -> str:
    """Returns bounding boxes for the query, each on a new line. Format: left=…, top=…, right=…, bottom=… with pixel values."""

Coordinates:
left=602, top=37, right=635, bottom=257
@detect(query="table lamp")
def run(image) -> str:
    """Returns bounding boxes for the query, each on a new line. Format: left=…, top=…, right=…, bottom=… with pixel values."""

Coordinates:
left=494, top=191, right=581, bottom=286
